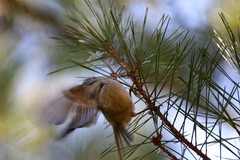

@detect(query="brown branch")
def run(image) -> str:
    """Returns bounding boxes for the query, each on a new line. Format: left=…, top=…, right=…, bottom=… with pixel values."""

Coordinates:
left=151, top=134, right=178, bottom=160
left=155, top=109, right=211, bottom=160
left=128, top=71, right=211, bottom=160
left=130, top=69, right=210, bottom=159
left=105, top=41, right=211, bottom=160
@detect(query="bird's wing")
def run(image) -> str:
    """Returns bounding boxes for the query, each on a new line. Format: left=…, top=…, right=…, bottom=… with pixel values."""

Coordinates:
left=43, top=85, right=99, bottom=138
left=64, top=85, right=99, bottom=125
left=57, top=103, right=99, bottom=138
left=58, top=85, right=99, bottom=138
left=42, top=95, right=73, bottom=125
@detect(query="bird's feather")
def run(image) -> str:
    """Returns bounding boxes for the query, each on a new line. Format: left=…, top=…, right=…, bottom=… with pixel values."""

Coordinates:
left=57, top=102, right=99, bottom=138
left=43, top=96, right=72, bottom=125
left=113, top=125, right=133, bottom=160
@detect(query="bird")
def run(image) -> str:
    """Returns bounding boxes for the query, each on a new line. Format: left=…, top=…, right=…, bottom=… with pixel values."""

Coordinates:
left=43, top=76, right=135, bottom=160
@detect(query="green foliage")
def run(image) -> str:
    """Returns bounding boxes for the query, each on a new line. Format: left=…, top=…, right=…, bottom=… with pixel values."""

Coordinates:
left=56, top=0, right=240, bottom=159
left=214, top=12, right=240, bottom=73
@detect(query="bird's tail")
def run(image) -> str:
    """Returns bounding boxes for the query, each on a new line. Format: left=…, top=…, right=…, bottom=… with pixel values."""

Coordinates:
left=113, top=125, right=133, bottom=160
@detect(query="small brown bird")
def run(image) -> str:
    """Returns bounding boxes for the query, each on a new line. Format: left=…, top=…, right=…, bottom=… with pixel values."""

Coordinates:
left=44, top=77, right=135, bottom=160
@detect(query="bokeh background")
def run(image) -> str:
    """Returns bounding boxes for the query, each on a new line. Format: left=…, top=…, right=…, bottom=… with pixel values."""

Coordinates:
left=1, top=0, right=239, bottom=159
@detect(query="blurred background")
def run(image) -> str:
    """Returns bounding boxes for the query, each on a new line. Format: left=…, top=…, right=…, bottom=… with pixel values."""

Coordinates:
left=0, top=0, right=240, bottom=159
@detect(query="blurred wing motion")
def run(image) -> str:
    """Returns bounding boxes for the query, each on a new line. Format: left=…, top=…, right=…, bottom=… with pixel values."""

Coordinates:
left=57, top=103, right=99, bottom=139
left=43, top=96, right=73, bottom=125
left=43, top=85, right=99, bottom=139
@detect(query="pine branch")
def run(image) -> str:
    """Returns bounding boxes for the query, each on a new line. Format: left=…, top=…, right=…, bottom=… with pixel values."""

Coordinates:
left=154, top=108, right=210, bottom=160
left=53, top=0, right=240, bottom=159
left=108, top=46, right=210, bottom=159
left=151, top=134, right=178, bottom=160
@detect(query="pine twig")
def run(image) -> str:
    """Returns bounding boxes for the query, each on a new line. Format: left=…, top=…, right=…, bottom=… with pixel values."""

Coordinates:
left=105, top=41, right=211, bottom=160
left=151, top=134, right=178, bottom=160
left=155, top=108, right=211, bottom=160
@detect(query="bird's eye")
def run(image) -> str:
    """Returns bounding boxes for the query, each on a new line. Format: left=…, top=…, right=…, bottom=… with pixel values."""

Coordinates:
left=99, top=82, right=104, bottom=89
left=97, top=82, right=105, bottom=93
